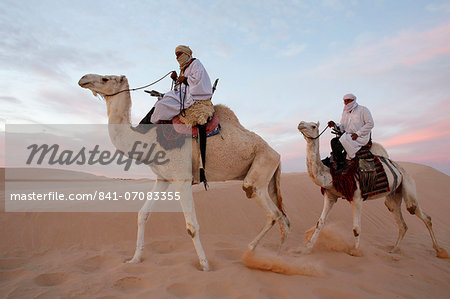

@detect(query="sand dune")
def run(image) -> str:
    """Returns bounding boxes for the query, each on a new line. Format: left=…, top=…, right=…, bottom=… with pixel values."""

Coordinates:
left=0, top=162, right=449, bottom=298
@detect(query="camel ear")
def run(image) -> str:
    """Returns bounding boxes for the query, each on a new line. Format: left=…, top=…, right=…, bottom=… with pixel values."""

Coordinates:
left=120, top=75, right=125, bottom=82
left=317, top=121, right=320, bottom=127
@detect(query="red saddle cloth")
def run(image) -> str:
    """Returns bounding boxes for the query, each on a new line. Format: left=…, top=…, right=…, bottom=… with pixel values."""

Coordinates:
left=321, top=144, right=390, bottom=201
left=157, top=114, right=220, bottom=150
left=171, top=113, right=220, bottom=137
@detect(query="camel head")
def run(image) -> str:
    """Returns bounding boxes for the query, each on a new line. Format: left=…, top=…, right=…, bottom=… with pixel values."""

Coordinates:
left=298, top=121, right=320, bottom=140
left=78, top=74, right=128, bottom=97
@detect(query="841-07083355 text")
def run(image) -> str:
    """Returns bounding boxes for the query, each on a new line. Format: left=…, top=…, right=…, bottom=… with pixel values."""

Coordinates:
left=9, top=191, right=181, bottom=201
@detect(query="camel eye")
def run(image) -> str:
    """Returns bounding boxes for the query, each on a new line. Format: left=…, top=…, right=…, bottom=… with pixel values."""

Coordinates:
left=102, top=78, right=109, bottom=82
left=312, top=125, right=316, bottom=129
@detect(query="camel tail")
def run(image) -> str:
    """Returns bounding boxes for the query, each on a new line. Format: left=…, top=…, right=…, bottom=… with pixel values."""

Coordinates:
left=270, top=164, right=290, bottom=226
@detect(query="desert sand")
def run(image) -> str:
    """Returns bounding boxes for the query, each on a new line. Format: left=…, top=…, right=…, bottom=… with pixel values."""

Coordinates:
left=0, top=162, right=449, bottom=298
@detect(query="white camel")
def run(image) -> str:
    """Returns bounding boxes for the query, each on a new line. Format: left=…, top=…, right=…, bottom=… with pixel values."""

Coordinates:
left=297, top=121, right=447, bottom=258
left=78, top=74, right=290, bottom=271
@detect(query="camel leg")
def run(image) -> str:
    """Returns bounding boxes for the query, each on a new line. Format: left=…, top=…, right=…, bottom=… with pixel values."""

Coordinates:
left=126, top=179, right=170, bottom=263
left=175, top=181, right=210, bottom=271
left=350, top=196, right=363, bottom=256
left=247, top=188, right=280, bottom=252
left=243, top=151, right=285, bottom=252
left=278, top=219, right=288, bottom=254
left=267, top=164, right=290, bottom=253
left=401, top=175, right=447, bottom=257
left=305, top=192, right=337, bottom=252
left=384, top=193, right=407, bottom=253
left=412, top=205, right=446, bottom=257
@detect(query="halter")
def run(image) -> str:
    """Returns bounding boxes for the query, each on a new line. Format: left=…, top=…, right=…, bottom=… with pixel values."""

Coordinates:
left=103, top=71, right=175, bottom=97
left=303, top=126, right=329, bottom=140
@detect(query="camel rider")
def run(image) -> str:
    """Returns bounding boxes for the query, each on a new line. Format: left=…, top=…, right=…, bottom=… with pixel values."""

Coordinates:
left=137, top=45, right=212, bottom=127
left=327, top=93, right=374, bottom=168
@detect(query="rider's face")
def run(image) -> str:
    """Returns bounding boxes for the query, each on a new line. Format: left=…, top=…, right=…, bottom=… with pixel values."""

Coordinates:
left=344, top=99, right=354, bottom=105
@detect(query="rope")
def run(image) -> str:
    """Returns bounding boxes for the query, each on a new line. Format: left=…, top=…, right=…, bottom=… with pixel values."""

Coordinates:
left=104, top=71, right=175, bottom=97
left=308, top=126, right=329, bottom=140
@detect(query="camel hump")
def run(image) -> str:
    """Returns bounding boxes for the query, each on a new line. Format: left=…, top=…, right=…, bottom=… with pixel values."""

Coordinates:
left=371, top=142, right=389, bottom=158
left=213, top=104, right=244, bottom=128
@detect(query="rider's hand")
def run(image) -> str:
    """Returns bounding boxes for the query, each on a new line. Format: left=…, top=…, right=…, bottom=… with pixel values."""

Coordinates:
left=178, top=75, right=187, bottom=84
left=351, top=133, right=358, bottom=140
left=171, top=71, right=178, bottom=80
left=328, top=121, right=335, bottom=128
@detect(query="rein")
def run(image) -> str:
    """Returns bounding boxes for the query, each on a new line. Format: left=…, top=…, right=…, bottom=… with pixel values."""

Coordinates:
left=104, top=71, right=175, bottom=97
left=307, top=126, right=329, bottom=140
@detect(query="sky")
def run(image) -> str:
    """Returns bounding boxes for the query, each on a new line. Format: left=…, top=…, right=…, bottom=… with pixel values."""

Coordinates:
left=1, top=0, right=450, bottom=175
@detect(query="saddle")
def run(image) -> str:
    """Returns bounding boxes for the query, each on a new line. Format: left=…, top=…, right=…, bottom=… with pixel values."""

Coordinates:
left=178, top=99, right=215, bottom=127
left=323, top=142, right=390, bottom=201
left=141, top=79, right=220, bottom=190
left=157, top=112, right=220, bottom=149
left=160, top=116, right=218, bottom=191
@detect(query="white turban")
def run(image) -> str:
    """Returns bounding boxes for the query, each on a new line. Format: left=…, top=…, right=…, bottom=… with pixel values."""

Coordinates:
left=175, top=45, right=193, bottom=71
left=343, top=93, right=358, bottom=113
left=343, top=93, right=357, bottom=101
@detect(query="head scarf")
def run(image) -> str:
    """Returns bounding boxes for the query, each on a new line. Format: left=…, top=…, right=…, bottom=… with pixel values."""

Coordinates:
left=343, top=93, right=358, bottom=113
left=175, top=45, right=193, bottom=72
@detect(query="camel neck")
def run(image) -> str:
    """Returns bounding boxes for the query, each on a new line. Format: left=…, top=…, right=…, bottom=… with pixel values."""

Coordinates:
left=305, top=139, right=332, bottom=188
left=106, top=91, right=131, bottom=125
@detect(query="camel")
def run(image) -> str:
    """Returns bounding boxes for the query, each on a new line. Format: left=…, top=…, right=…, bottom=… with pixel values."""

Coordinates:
left=297, top=121, right=447, bottom=258
left=78, top=74, right=290, bottom=271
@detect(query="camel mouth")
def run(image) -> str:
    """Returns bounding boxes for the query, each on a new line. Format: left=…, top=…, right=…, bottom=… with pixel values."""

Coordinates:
left=78, top=77, right=100, bottom=97
left=297, top=123, right=306, bottom=132
left=78, top=76, right=93, bottom=88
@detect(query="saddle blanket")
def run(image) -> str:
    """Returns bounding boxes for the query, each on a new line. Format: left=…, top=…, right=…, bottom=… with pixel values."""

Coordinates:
left=157, top=113, right=220, bottom=150
left=322, top=146, right=390, bottom=201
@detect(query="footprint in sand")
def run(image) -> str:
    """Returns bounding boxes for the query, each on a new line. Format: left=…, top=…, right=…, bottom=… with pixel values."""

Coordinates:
left=113, top=276, right=149, bottom=292
left=34, top=272, right=68, bottom=286
left=77, top=255, right=112, bottom=272
left=166, top=282, right=198, bottom=298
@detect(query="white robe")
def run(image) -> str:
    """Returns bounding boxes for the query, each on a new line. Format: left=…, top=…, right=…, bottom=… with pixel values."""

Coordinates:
left=151, top=59, right=212, bottom=123
left=337, top=104, right=374, bottom=159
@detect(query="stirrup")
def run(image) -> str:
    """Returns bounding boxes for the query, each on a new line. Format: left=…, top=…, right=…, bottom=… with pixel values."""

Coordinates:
left=145, top=90, right=164, bottom=97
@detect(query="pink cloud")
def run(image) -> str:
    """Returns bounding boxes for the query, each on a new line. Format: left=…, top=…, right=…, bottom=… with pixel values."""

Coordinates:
left=397, top=24, right=450, bottom=66
left=383, top=118, right=450, bottom=148
left=313, top=22, right=450, bottom=76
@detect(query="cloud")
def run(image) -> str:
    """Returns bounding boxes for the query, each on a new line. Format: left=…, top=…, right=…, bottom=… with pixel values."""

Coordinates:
left=0, top=96, right=21, bottom=104
left=278, top=43, right=307, bottom=57
left=382, top=118, right=450, bottom=148
left=0, top=4, right=131, bottom=82
left=426, top=3, right=450, bottom=13
left=311, top=22, right=450, bottom=76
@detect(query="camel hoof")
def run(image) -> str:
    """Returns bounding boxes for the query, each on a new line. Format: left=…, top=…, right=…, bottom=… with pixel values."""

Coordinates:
left=294, top=246, right=312, bottom=255
left=436, top=248, right=449, bottom=259
left=304, top=227, right=315, bottom=244
left=125, top=257, right=142, bottom=264
left=348, top=248, right=362, bottom=257
left=201, top=261, right=211, bottom=271
left=389, top=247, right=400, bottom=254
